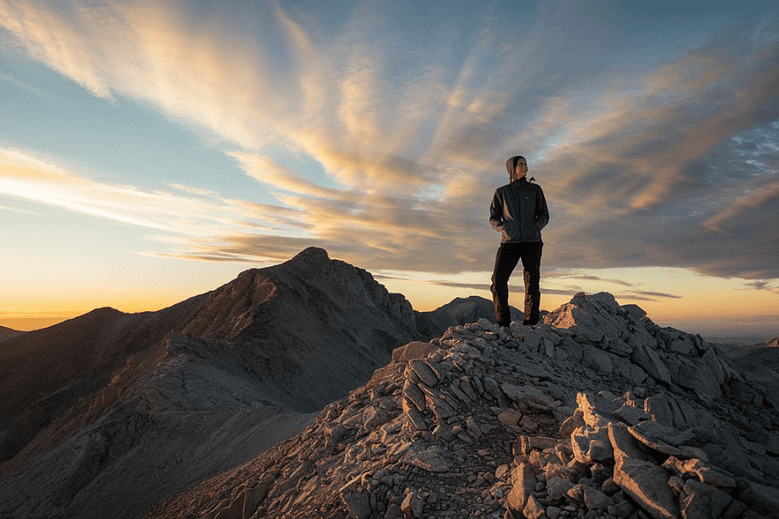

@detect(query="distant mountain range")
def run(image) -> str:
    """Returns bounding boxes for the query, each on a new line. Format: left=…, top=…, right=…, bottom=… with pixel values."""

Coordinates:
left=1, top=248, right=776, bottom=519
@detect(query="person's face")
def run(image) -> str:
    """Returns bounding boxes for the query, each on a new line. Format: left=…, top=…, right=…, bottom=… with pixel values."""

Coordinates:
left=514, top=158, right=528, bottom=180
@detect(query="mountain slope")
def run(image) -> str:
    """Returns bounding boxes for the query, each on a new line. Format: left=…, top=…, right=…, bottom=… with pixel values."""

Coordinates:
left=178, top=246, right=424, bottom=412
left=0, top=248, right=441, bottom=519
left=149, top=292, right=779, bottom=519
left=724, top=336, right=779, bottom=388
left=0, top=325, right=23, bottom=344
left=0, top=297, right=207, bottom=464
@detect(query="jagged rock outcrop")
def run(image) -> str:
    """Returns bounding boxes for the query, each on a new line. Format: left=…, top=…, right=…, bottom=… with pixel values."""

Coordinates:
left=149, top=292, right=779, bottom=519
left=0, top=248, right=444, bottom=519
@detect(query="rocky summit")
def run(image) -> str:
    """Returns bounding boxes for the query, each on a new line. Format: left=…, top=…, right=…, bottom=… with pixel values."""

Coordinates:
left=148, top=292, right=779, bottom=519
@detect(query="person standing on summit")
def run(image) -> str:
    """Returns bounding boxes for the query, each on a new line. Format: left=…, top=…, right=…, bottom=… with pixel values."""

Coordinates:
left=489, top=155, right=549, bottom=327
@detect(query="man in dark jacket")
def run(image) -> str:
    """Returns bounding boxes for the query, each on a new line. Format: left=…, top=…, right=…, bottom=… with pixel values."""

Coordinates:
left=489, top=155, right=549, bottom=327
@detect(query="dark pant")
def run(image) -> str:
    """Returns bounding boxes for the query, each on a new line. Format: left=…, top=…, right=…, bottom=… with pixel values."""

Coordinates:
left=490, top=241, right=543, bottom=327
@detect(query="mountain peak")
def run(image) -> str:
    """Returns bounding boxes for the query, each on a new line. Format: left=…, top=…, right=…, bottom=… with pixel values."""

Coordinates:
left=289, top=245, right=330, bottom=264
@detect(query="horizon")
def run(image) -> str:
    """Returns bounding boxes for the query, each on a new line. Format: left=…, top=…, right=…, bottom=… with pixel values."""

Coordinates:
left=1, top=249, right=776, bottom=341
left=1, top=1, right=778, bottom=339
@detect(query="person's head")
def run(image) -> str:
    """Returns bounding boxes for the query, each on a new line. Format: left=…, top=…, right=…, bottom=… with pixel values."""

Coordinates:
left=506, top=155, right=528, bottom=182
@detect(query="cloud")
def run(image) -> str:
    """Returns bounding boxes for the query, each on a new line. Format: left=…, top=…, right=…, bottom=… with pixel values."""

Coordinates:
left=0, top=147, right=268, bottom=239
left=625, top=291, right=682, bottom=300
left=427, top=280, right=492, bottom=292
left=545, top=271, right=636, bottom=288
left=2, top=1, right=779, bottom=283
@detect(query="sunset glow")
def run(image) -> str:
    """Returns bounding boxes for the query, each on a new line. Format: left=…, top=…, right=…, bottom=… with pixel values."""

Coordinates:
left=1, top=0, right=777, bottom=338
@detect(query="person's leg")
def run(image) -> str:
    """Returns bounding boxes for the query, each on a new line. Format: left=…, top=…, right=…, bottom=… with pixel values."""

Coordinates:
left=491, top=243, right=521, bottom=327
left=520, top=241, right=543, bottom=325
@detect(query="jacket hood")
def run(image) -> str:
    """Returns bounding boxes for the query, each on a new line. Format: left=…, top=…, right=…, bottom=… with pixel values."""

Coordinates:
left=506, top=155, right=524, bottom=182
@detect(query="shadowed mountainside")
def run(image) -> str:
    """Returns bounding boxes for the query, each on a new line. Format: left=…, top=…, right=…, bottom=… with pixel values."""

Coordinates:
left=0, top=325, right=23, bottom=344
left=724, top=336, right=779, bottom=391
left=0, top=248, right=505, bottom=519
left=0, top=298, right=207, bottom=464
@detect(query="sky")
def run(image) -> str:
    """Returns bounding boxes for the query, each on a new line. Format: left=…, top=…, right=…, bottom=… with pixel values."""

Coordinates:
left=1, top=0, right=778, bottom=339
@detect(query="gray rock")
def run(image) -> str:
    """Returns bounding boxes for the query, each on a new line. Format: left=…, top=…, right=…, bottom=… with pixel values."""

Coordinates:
left=403, top=444, right=451, bottom=473
left=582, top=343, right=614, bottom=375
left=613, top=356, right=649, bottom=385
left=403, top=380, right=427, bottom=412
left=22, top=286, right=774, bottom=519
left=523, top=495, right=546, bottom=519
left=558, top=336, right=584, bottom=362
left=737, top=480, right=779, bottom=516
left=507, top=462, right=537, bottom=513
left=622, top=304, right=647, bottom=320
left=498, top=408, right=522, bottom=426
left=632, top=342, right=673, bottom=385
left=643, top=394, right=677, bottom=427
left=405, top=406, right=428, bottom=430
left=603, top=335, right=634, bottom=357
left=583, top=486, right=613, bottom=510
left=392, top=341, right=439, bottom=363
left=629, top=421, right=696, bottom=451
left=610, top=423, right=680, bottom=519
left=547, top=476, right=575, bottom=499
left=341, top=490, right=372, bottom=519
left=701, top=348, right=726, bottom=386
left=577, top=391, right=621, bottom=426
left=409, top=359, right=440, bottom=387
left=501, top=382, right=555, bottom=409
left=363, top=406, right=389, bottom=430
left=680, top=480, right=733, bottom=519
left=669, top=337, right=695, bottom=356
left=400, top=489, right=423, bottom=518
left=572, top=425, right=614, bottom=463
left=613, top=403, right=650, bottom=426
left=559, top=409, right=585, bottom=438
left=426, top=393, right=457, bottom=421
left=663, top=456, right=736, bottom=488
left=675, top=357, right=722, bottom=402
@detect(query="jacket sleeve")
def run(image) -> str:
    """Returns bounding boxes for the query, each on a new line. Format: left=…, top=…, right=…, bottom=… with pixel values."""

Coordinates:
left=535, top=186, right=549, bottom=230
left=489, top=189, right=505, bottom=232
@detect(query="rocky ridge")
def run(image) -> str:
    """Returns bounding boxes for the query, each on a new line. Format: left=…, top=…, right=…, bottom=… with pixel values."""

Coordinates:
left=149, top=292, right=779, bottom=519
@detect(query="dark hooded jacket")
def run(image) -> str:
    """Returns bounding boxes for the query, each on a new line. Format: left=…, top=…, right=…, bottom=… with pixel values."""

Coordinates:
left=489, top=158, right=549, bottom=243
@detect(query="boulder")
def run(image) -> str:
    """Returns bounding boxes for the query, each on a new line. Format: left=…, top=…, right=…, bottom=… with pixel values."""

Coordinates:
left=506, top=462, right=537, bottom=513
left=609, top=423, right=680, bottom=519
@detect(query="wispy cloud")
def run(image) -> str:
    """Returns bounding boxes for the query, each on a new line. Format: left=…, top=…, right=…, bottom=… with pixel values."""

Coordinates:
left=742, top=280, right=779, bottom=295
left=1, top=0, right=778, bottom=283
left=0, top=147, right=269, bottom=241
left=427, top=280, right=492, bottom=292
